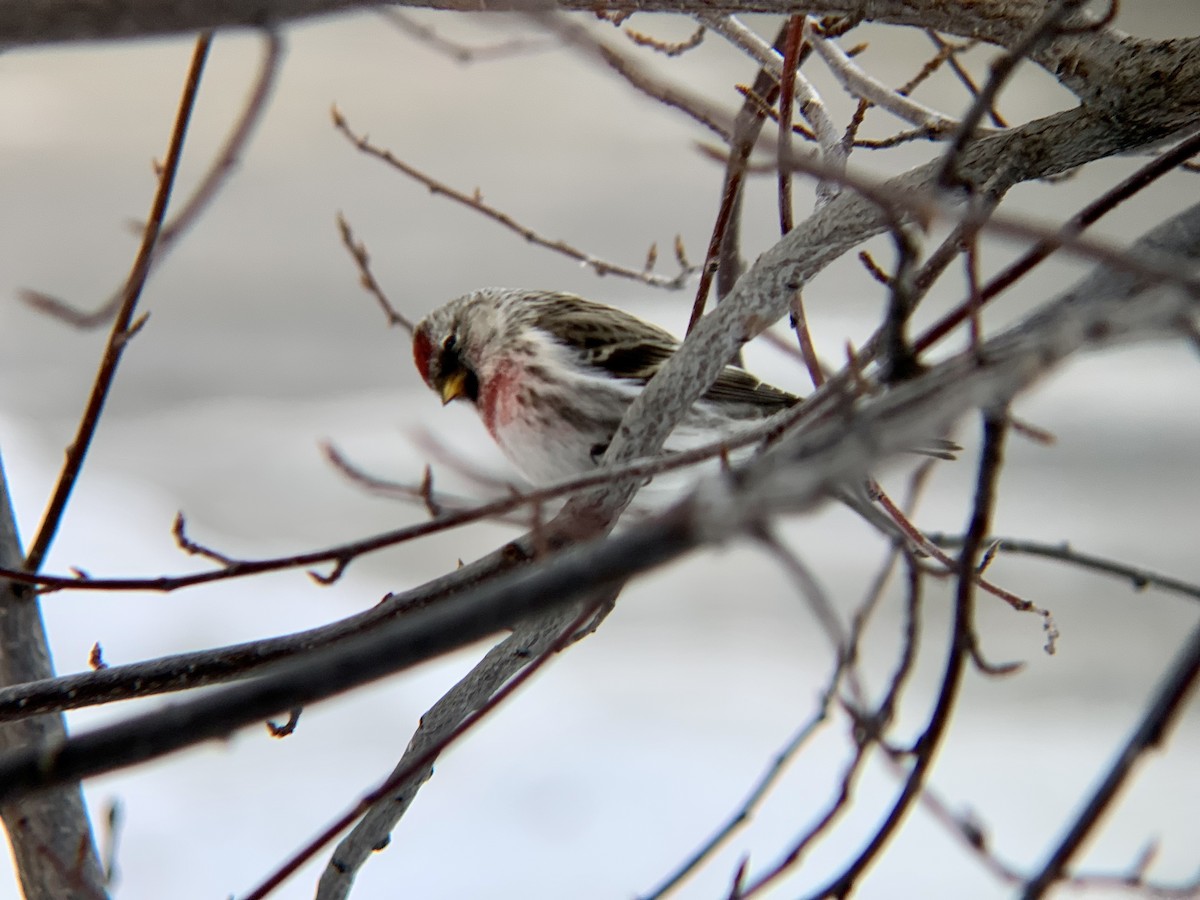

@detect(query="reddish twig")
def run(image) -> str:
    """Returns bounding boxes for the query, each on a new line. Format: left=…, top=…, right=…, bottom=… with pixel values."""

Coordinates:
left=797, top=411, right=1010, bottom=900
left=23, top=30, right=281, bottom=329
left=381, top=10, right=554, bottom=62
left=624, top=23, right=705, bottom=57
left=23, top=34, right=212, bottom=574
left=776, top=16, right=804, bottom=236
left=914, top=129, right=1200, bottom=355
left=686, top=23, right=790, bottom=335
left=172, top=511, right=236, bottom=566
left=331, top=106, right=693, bottom=289
left=335, top=212, right=412, bottom=332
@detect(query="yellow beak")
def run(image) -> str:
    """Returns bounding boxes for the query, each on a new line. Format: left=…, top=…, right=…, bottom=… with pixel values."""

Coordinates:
left=439, top=369, right=469, bottom=405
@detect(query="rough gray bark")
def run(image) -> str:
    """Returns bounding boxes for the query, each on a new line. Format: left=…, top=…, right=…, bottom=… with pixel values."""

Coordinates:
left=0, top=197, right=1194, bottom=840
left=0, top=1, right=1158, bottom=52
left=0, top=456, right=108, bottom=900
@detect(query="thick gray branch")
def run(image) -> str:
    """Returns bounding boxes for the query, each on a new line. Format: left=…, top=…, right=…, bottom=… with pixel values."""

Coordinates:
left=0, top=1, right=1158, bottom=51
left=602, top=103, right=1197, bottom=482
left=0, top=200, right=1194, bottom=809
left=316, top=602, right=589, bottom=900
left=0, top=455, right=108, bottom=900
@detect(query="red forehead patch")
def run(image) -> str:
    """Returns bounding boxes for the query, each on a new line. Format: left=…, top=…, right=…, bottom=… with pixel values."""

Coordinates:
left=412, top=327, right=434, bottom=384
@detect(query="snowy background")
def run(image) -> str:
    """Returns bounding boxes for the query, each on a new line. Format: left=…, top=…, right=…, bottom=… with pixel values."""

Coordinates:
left=0, top=6, right=1198, bottom=898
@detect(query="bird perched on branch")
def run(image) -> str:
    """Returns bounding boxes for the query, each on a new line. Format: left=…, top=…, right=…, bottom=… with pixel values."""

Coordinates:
left=412, top=288, right=797, bottom=485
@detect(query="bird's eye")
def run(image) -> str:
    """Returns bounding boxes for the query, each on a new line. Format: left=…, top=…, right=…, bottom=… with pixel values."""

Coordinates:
left=443, top=334, right=457, bottom=353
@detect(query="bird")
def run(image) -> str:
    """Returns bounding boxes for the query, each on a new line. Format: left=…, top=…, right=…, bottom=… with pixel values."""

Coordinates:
left=412, top=288, right=799, bottom=485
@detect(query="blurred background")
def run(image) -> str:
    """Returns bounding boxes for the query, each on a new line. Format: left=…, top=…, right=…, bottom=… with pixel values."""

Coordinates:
left=0, top=5, right=1198, bottom=898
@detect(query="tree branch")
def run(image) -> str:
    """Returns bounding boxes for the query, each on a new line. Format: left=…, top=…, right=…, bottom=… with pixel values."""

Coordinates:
left=1021, top=615, right=1200, bottom=898
left=0, top=453, right=108, bottom=899
left=0, top=199, right=1194, bottom=805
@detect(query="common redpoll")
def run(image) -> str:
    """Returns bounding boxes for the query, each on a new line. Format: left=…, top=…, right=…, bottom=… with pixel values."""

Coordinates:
left=412, top=288, right=797, bottom=484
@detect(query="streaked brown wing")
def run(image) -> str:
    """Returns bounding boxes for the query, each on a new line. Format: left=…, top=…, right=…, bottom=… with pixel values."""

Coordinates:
left=530, top=294, right=680, bottom=356
left=531, top=292, right=798, bottom=411
left=704, top=365, right=798, bottom=410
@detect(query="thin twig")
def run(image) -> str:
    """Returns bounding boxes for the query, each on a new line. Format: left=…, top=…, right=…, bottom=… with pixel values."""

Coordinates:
left=335, top=213, right=412, bottom=331
left=624, top=23, right=705, bottom=57
left=776, top=16, right=804, bottom=235
left=805, top=18, right=982, bottom=138
left=1021, top=616, right=1200, bottom=899
left=703, top=14, right=845, bottom=202
left=935, top=0, right=1084, bottom=188
left=242, top=600, right=602, bottom=899
left=381, top=9, right=553, bottom=62
left=331, top=105, right=693, bottom=289
left=23, top=34, right=212, bottom=574
left=23, top=30, right=281, bottom=328
left=685, top=22, right=789, bottom=335
left=926, top=535, right=1200, bottom=604
left=797, top=411, right=1010, bottom=900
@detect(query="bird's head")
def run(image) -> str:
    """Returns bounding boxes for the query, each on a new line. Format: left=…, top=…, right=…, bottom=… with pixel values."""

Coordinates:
left=412, top=304, right=481, bottom=406
left=413, top=288, right=566, bottom=407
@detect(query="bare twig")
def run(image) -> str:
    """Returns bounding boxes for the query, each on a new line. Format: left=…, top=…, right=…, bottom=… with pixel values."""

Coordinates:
left=806, top=18, right=983, bottom=137
left=686, top=22, right=789, bottom=335
left=24, top=34, right=211, bottom=575
left=1022, top=616, right=1200, bottom=899
left=544, top=13, right=733, bottom=141
left=796, top=410, right=1009, bottom=900
left=23, top=30, right=281, bottom=328
left=927, top=535, right=1200, bottom=604
left=935, top=0, right=1085, bottom=188
left=171, top=511, right=236, bottom=566
left=332, top=105, right=693, bottom=289
left=624, top=22, right=705, bottom=57
left=335, top=213, right=412, bottom=331
left=926, top=30, right=1009, bottom=128
left=381, top=9, right=553, bottom=62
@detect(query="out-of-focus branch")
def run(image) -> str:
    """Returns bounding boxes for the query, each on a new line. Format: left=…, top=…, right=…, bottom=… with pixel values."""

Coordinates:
left=23, top=35, right=212, bottom=574
left=0, top=200, right=1195, bottom=805
left=246, top=600, right=601, bottom=900
left=0, top=456, right=109, bottom=899
left=23, top=29, right=283, bottom=328
left=1022, top=615, right=1200, bottom=899
left=0, top=1, right=1113, bottom=55
left=381, top=9, right=554, bottom=61
left=928, top=535, right=1200, bottom=604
